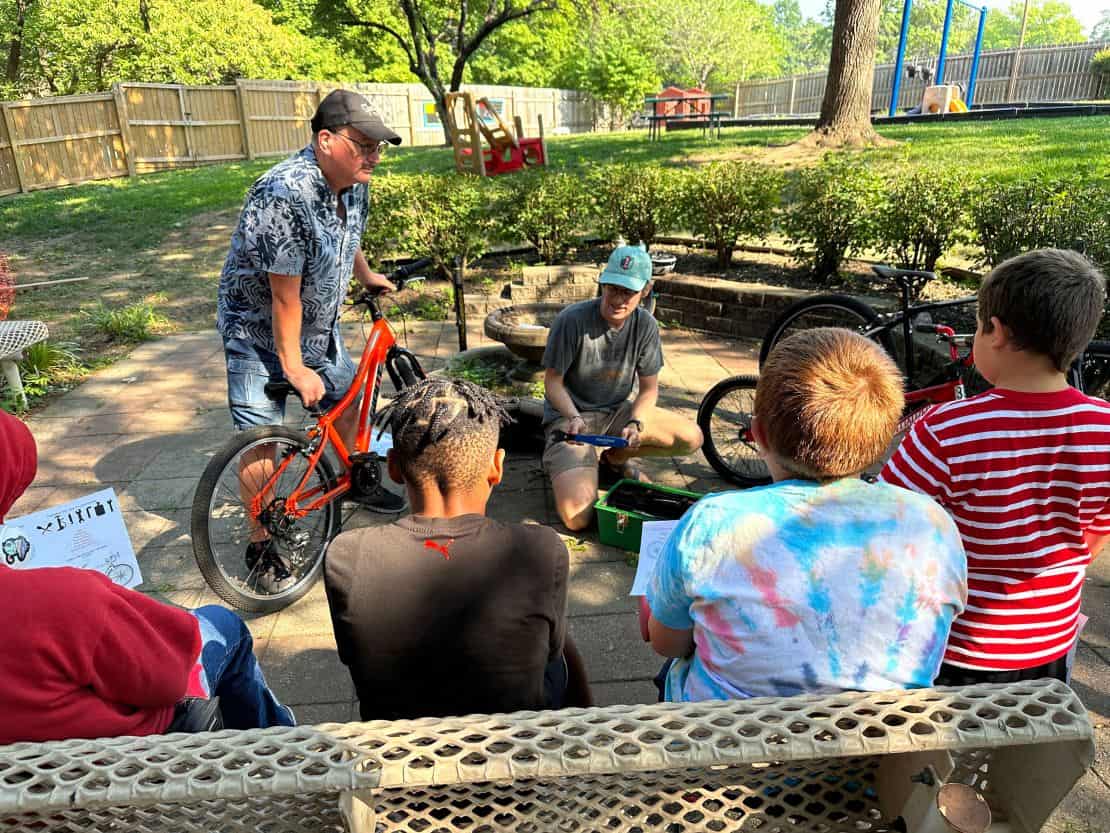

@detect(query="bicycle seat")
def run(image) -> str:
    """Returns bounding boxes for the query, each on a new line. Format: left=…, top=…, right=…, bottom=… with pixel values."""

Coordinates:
left=264, top=381, right=295, bottom=400
left=871, top=264, right=937, bottom=288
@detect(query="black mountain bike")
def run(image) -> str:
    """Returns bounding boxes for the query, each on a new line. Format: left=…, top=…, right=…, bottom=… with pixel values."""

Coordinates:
left=698, top=265, right=1110, bottom=487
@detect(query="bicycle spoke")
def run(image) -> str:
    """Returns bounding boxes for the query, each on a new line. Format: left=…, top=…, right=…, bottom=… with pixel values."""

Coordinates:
left=198, top=432, right=339, bottom=604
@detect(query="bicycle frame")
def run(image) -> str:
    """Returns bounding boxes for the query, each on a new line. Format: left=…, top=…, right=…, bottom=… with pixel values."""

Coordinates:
left=865, top=294, right=978, bottom=433
left=247, top=307, right=399, bottom=523
left=878, top=292, right=978, bottom=382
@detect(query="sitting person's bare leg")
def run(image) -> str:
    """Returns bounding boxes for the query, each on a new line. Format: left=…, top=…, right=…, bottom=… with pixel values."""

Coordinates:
left=602, top=406, right=703, bottom=472
left=335, top=401, right=359, bottom=458
left=551, top=465, right=600, bottom=531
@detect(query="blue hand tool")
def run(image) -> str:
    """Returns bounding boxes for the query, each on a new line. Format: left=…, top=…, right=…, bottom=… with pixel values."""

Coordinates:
left=550, top=430, right=629, bottom=448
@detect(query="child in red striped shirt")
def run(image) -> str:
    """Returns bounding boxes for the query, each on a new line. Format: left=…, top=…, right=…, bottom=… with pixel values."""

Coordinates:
left=881, top=248, right=1109, bottom=685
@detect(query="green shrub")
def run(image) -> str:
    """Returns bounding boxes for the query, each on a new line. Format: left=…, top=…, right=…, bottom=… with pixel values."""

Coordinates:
left=876, top=169, right=968, bottom=275
left=386, top=287, right=453, bottom=322
left=590, top=164, right=684, bottom=248
left=0, top=340, right=83, bottom=408
left=1092, top=48, right=1110, bottom=77
left=502, top=170, right=593, bottom=264
left=447, top=352, right=544, bottom=399
left=970, top=176, right=1055, bottom=267
left=1048, top=178, right=1110, bottom=271
left=84, top=300, right=169, bottom=342
left=21, top=339, right=81, bottom=376
left=360, top=174, right=420, bottom=266
left=781, top=157, right=884, bottom=281
left=970, top=174, right=1110, bottom=269
left=401, top=175, right=500, bottom=277
left=681, top=162, right=783, bottom=267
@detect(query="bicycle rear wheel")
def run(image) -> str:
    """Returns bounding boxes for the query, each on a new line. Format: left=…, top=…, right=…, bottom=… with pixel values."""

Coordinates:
left=191, top=425, right=342, bottom=613
left=1078, top=340, right=1110, bottom=399
left=759, top=294, right=893, bottom=368
left=697, top=375, right=772, bottom=488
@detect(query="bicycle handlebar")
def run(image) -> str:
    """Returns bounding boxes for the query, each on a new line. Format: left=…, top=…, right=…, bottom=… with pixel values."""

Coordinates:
left=389, top=257, right=433, bottom=288
left=871, top=264, right=937, bottom=282
left=350, top=258, right=433, bottom=310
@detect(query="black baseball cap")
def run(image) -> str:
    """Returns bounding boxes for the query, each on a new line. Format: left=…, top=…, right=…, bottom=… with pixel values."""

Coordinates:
left=311, top=89, right=402, bottom=146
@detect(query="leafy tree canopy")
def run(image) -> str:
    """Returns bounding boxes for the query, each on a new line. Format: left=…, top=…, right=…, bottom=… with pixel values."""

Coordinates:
left=1, top=0, right=359, bottom=97
left=1, top=0, right=1090, bottom=106
left=1093, top=9, right=1110, bottom=42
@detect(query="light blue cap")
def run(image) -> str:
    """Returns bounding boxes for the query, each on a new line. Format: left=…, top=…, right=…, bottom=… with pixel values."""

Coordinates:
left=599, top=244, right=651, bottom=292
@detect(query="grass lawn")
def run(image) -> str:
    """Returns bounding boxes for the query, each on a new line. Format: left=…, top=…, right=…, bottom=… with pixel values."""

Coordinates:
left=0, top=114, right=1106, bottom=406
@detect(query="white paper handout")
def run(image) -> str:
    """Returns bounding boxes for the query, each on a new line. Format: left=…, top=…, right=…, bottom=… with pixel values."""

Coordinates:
left=0, top=488, right=142, bottom=588
left=629, top=520, right=680, bottom=596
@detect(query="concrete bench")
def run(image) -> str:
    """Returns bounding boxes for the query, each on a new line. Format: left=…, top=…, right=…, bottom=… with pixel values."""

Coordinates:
left=0, top=679, right=1093, bottom=833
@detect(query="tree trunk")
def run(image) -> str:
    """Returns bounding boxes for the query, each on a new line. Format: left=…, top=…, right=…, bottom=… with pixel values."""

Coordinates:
left=5, top=0, right=27, bottom=84
left=800, top=0, right=887, bottom=148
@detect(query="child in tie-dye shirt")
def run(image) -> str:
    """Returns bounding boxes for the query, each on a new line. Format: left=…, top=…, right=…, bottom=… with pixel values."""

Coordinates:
left=646, top=329, right=967, bottom=701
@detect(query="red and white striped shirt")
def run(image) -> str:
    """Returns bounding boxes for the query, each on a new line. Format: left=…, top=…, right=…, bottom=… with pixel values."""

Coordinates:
left=880, top=387, right=1110, bottom=671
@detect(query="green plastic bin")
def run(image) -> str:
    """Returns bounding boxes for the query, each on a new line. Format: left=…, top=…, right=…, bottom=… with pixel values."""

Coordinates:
left=595, top=479, right=704, bottom=552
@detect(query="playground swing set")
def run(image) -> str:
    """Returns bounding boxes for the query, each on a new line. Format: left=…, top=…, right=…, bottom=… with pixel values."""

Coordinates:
left=443, top=92, right=547, bottom=177
left=889, top=0, right=988, bottom=117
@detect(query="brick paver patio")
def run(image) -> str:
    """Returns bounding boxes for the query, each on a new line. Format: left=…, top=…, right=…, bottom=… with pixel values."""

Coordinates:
left=10, top=320, right=1109, bottom=831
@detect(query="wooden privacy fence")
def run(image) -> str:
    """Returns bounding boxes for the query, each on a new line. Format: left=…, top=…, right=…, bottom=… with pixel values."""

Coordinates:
left=0, top=80, right=596, bottom=196
left=732, top=41, right=1110, bottom=117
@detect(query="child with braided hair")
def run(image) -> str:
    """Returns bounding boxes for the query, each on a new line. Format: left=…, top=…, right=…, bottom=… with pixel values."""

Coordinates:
left=324, top=378, right=591, bottom=719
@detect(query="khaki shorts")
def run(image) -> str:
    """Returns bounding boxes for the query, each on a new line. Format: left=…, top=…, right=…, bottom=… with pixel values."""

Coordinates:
left=542, top=401, right=634, bottom=479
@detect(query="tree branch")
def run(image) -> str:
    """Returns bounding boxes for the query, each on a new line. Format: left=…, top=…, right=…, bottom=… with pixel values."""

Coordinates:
left=456, top=0, right=556, bottom=70
left=340, top=16, right=418, bottom=70
left=455, top=0, right=469, bottom=53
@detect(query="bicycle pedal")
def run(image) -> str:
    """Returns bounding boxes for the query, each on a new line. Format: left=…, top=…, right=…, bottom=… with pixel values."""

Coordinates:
left=348, top=451, right=384, bottom=465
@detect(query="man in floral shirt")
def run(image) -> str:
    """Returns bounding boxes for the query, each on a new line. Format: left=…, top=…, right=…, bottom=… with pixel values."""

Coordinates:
left=217, top=90, right=404, bottom=588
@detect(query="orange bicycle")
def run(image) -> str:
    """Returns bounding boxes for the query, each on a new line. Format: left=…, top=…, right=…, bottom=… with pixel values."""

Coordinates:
left=191, top=260, right=431, bottom=612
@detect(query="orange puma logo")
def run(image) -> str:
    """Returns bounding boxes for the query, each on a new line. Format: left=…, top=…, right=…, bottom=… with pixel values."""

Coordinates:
left=424, top=539, right=454, bottom=560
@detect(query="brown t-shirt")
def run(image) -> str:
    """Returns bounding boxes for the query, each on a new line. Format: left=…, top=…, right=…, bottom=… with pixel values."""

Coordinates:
left=324, top=514, right=568, bottom=720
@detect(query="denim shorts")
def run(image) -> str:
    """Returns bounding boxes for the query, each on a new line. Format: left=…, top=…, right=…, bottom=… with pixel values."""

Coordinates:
left=224, top=336, right=357, bottom=430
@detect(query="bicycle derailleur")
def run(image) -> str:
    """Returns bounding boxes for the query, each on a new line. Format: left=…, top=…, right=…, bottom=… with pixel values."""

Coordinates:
left=256, top=498, right=312, bottom=564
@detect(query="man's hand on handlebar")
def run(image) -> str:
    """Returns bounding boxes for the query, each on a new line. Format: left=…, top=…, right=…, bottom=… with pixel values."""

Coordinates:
left=287, top=365, right=326, bottom=408
left=361, top=271, right=394, bottom=295
left=350, top=258, right=433, bottom=307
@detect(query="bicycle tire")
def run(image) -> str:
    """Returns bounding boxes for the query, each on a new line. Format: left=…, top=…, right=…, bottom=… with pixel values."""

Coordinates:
left=1079, top=339, right=1110, bottom=399
left=191, top=425, right=342, bottom=613
left=759, top=294, right=893, bottom=368
left=697, top=375, right=772, bottom=488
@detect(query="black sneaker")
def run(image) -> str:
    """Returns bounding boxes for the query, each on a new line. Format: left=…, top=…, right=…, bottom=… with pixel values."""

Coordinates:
left=245, top=539, right=275, bottom=572
left=257, top=563, right=295, bottom=595
left=345, top=488, right=408, bottom=514
left=245, top=539, right=296, bottom=594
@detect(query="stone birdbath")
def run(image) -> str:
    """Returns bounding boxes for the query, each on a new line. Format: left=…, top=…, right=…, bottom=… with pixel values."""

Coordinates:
left=483, top=303, right=565, bottom=369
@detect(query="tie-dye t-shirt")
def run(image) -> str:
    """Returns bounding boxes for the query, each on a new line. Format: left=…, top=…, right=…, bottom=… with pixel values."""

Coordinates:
left=647, top=478, right=967, bottom=702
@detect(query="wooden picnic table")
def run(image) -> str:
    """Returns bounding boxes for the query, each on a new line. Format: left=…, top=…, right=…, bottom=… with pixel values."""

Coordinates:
left=643, top=94, right=730, bottom=141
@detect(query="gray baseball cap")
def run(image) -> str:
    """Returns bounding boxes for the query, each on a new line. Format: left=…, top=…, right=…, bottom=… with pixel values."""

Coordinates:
left=311, top=89, right=402, bottom=146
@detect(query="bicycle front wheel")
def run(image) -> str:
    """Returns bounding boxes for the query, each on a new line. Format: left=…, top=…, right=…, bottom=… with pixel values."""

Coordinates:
left=759, top=294, right=893, bottom=368
left=697, top=375, right=772, bottom=488
left=191, top=425, right=342, bottom=613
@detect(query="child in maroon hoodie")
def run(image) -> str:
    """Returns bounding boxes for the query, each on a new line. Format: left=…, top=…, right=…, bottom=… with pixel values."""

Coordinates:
left=0, top=409, right=294, bottom=743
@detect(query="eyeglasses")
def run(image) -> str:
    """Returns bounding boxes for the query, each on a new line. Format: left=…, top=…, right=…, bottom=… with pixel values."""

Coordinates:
left=333, top=131, right=388, bottom=158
